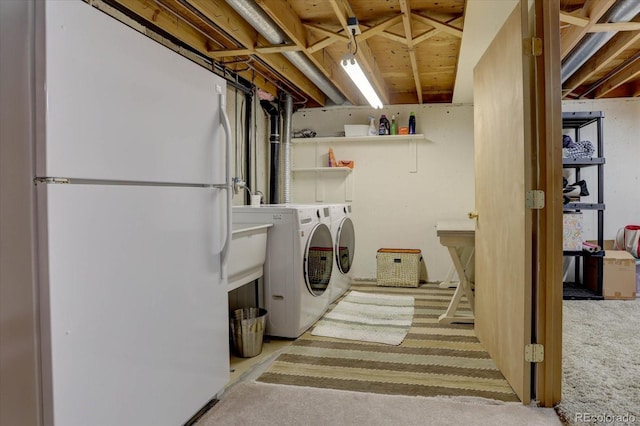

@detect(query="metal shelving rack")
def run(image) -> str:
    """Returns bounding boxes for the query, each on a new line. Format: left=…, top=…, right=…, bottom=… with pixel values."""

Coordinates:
left=562, top=111, right=605, bottom=300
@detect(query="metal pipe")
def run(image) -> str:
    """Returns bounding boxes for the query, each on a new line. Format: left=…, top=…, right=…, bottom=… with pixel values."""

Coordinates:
left=260, top=99, right=280, bottom=204
left=244, top=90, right=253, bottom=205
left=225, top=0, right=346, bottom=105
left=561, top=0, right=640, bottom=83
left=282, top=93, right=293, bottom=204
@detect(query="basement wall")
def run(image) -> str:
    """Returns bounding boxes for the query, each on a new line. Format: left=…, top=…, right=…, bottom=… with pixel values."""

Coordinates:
left=287, top=98, right=640, bottom=281
left=290, top=104, right=476, bottom=280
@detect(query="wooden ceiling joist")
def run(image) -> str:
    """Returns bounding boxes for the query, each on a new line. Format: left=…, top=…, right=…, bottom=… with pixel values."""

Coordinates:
left=560, top=0, right=616, bottom=59
left=563, top=22, right=640, bottom=97
left=185, top=0, right=327, bottom=105
left=399, top=0, right=422, bottom=104
left=411, top=13, right=463, bottom=38
left=593, top=57, right=640, bottom=98
left=559, top=11, right=589, bottom=27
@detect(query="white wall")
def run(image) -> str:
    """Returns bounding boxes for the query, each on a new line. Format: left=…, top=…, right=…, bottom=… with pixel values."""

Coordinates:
left=286, top=99, right=640, bottom=281
left=562, top=98, right=640, bottom=243
left=291, top=105, right=476, bottom=280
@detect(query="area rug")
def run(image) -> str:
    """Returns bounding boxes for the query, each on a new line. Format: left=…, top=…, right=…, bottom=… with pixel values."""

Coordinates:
left=196, top=381, right=561, bottom=426
left=311, top=290, right=414, bottom=345
left=257, top=282, right=519, bottom=402
left=556, top=299, right=640, bottom=425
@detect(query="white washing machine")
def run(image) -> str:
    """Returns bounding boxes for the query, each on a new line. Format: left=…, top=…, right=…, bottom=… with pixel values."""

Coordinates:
left=233, top=204, right=334, bottom=338
left=328, top=204, right=356, bottom=303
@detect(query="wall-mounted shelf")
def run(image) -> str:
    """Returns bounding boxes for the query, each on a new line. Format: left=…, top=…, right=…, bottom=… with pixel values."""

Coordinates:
left=292, top=167, right=353, bottom=173
left=291, top=134, right=426, bottom=144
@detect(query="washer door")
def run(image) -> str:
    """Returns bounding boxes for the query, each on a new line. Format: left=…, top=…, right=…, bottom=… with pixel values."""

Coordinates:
left=303, top=223, right=334, bottom=296
left=335, top=217, right=355, bottom=274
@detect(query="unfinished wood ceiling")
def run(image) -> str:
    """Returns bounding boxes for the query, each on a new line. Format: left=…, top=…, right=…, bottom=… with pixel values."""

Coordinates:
left=104, top=0, right=640, bottom=106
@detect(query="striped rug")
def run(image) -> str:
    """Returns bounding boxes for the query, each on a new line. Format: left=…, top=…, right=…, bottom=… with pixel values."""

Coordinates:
left=257, top=282, right=519, bottom=402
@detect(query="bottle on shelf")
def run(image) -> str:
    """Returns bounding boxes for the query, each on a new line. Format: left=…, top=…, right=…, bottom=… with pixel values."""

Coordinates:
left=408, top=112, right=416, bottom=134
left=390, top=115, right=397, bottom=135
left=368, top=116, right=377, bottom=136
left=379, top=114, right=390, bottom=135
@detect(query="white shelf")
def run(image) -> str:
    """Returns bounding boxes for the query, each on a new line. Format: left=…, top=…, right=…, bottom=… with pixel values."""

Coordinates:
left=292, top=167, right=353, bottom=173
left=291, top=134, right=426, bottom=143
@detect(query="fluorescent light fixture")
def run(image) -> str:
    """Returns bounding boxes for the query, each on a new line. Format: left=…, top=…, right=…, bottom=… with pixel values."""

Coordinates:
left=341, top=54, right=383, bottom=109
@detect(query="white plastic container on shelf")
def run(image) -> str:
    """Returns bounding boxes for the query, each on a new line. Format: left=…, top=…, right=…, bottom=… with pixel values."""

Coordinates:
left=344, top=124, right=369, bottom=137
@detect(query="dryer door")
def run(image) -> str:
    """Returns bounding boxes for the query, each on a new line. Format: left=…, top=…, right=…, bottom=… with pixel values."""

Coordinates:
left=303, top=223, right=334, bottom=296
left=335, top=217, right=355, bottom=274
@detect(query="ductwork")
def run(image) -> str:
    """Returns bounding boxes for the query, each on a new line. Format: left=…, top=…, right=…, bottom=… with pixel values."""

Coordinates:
left=225, top=0, right=346, bottom=105
left=561, top=0, right=640, bottom=84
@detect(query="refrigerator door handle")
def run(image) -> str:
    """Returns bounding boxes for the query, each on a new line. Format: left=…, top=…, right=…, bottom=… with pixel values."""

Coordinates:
left=219, top=89, right=232, bottom=281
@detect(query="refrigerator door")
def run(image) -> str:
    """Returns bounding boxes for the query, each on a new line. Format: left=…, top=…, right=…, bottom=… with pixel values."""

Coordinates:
left=36, top=183, right=229, bottom=426
left=36, top=2, right=226, bottom=184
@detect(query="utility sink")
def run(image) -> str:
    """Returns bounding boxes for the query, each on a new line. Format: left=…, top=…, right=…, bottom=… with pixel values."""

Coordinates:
left=228, top=223, right=272, bottom=292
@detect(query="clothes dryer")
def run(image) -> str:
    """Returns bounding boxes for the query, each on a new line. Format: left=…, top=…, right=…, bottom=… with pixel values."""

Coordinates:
left=328, top=204, right=356, bottom=303
left=233, top=205, right=334, bottom=338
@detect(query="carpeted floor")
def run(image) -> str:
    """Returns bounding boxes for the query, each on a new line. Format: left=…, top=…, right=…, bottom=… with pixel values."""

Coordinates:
left=556, top=298, right=640, bottom=425
left=257, top=282, right=519, bottom=402
left=197, top=381, right=560, bottom=426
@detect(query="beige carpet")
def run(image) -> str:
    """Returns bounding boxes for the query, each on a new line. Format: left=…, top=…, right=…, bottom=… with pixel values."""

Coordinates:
left=556, top=299, right=640, bottom=425
left=257, top=282, right=519, bottom=402
left=197, top=381, right=561, bottom=426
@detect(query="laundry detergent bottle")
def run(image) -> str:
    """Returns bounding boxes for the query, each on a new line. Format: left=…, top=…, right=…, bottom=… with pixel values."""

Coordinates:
left=378, top=114, right=390, bottom=135
left=408, top=112, right=416, bottom=134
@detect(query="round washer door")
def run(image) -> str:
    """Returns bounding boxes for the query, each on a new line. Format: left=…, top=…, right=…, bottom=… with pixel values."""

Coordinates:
left=335, top=217, right=355, bottom=274
left=303, top=223, right=334, bottom=296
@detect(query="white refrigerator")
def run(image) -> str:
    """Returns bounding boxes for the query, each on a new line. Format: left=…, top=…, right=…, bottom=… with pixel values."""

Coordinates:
left=1, top=1, right=232, bottom=425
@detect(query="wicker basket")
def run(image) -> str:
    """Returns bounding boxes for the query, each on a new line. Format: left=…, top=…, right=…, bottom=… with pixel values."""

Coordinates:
left=307, top=246, right=332, bottom=292
left=376, top=248, right=423, bottom=287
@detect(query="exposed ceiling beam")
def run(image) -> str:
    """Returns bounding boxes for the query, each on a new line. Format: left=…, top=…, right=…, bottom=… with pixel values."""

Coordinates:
left=112, top=0, right=281, bottom=95
left=208, top=45, right=302, bottom=58
left=412, top=16, right=464, bottom=46
left=588, top=22, right=640, bottom=33
left=399, top=0, right=422, bottom=103
left=367, top=27, right=407, bottom=44
left=594, top=57, right=640, bottom=98
left=256, top=0, right=361, bottom=104
left=563, top=20, right=640, bottom=96
left=303, top=24, right=349, bottom=53
left=359, top=15, right=403, bottom=42
left=412, top=13, right=463, bottom=38
left=559, top=11, right=589, bottom=27
left=560, top=0, right=616, bottom=59
left=185, top=0, right=326, bottom=105
left=329, top=0, right=390, bottom=105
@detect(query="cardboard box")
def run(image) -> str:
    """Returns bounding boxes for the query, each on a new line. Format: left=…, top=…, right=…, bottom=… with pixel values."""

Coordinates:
left=636, top=260, right=640, bottom=298
left=586, top=251, right=637, bottom=299
left=563, top=213, right=583, bottom=251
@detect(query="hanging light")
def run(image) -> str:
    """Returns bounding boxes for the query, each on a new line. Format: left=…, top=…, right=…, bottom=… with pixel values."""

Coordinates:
left=342, top=17, right=383, bottom=109
left=341, top=54, right=383, bottom=109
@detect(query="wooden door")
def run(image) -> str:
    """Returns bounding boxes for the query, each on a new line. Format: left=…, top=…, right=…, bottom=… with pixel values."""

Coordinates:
left=473, top=2, right=534, bottom=403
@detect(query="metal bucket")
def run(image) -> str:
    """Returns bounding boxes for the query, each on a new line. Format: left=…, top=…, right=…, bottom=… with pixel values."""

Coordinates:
left=230, top=308, right=267, bottom=358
